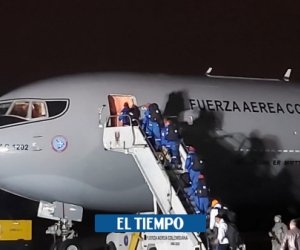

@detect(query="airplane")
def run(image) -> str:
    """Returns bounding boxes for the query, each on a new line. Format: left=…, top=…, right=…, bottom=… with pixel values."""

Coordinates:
left=0, top=68, right=299, bottom=248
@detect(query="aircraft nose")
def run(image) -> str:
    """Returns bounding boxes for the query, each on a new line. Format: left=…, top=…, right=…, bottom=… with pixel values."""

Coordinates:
left=0, top=126, right=47, bottom=198
left=0, top=127, right=35, bottom=177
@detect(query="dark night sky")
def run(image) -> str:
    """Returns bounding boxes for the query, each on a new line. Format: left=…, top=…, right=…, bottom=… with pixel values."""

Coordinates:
left=0, top=0, right=299, bottom=96
left=0, top=0, right=299, bottom=234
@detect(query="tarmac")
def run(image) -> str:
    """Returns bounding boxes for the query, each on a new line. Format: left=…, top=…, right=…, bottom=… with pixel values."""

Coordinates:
left=21, top=219, right=272, bottom=250
left=0, top=191, right=279, bottom=250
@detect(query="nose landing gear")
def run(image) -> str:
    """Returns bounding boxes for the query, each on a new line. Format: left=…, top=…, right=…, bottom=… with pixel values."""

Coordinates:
left=50, top=239, right=83, bottom=250
left=37, top=201, right=83, bottom=250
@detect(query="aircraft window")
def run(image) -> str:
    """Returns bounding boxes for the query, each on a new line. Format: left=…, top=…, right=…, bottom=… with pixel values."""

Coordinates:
left=46, top=101, right=68, bottom=117
left=0, top=102, right=12, bottom=115
left=9, top=101, right=29, bottom=118
left=31, top=102, right=46, bottom=118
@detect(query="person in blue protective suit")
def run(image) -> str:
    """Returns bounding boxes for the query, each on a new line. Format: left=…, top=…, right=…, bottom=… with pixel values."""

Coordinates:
left=160, top=118, right=169, bottom=147
left=162, top=118, right=181, bottom=167
left=185, top=146, right=196, bottom=172
left=142, top=103, right=162, bottom=149
left=185, top=146, right=201, bottom=198
left=118, top=102, right=130, bottom=126
left=194, top=174, right=209, bottom=214
left=142, top=103, right=150, bottom=131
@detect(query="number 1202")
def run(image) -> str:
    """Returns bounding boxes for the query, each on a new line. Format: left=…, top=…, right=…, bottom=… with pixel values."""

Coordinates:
left=12, top=144, right=29, bottom=150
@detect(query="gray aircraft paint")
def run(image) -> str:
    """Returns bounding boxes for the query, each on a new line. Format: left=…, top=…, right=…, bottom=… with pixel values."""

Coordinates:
left=0, top=72, right=299, bottom=212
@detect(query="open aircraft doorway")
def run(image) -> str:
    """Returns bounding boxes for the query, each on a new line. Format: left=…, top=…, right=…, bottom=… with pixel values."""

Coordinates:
left=107, top=94, right=137, bottom=127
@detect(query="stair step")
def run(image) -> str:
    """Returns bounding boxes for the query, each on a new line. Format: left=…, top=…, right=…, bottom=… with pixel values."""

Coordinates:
left=177, top=193, right=186, bottom=200
left=185, top=207, right=195, bottom=214
left=181, top=202, right=196, bottom=214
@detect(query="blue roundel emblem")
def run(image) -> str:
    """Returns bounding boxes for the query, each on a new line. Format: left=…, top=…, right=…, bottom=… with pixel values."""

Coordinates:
left=52, top=136, right=68, bottom=152
left=124, top=235, right=128, bottom=246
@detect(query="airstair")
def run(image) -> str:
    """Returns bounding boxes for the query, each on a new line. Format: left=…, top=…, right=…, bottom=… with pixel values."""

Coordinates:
left=103, top=115, right=207, bottom=250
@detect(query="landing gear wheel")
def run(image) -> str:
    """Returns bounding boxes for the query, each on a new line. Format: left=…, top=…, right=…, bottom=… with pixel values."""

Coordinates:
left=58, top=239, right=82, bottom=250
left=106, top=241, right=117, bottom=250
left=50, top=240, right=61, bottom=250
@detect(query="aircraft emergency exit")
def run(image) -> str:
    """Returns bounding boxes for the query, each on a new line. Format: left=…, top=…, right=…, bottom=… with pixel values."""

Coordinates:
left=0, top=69, right=299, bottom=248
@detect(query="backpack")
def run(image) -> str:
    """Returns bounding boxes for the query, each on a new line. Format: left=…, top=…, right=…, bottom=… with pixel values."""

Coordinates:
left=191, top=154, right=204, bottom=171
left=179, top=172, right=191, bottom=188
left=148, top=103, right=163, bottom=125
left=166, top=123, right=180, bottom=141
left=225, top=223, right=243, bottom=249
left=128, top=106, right=140, bottom=123
left=196, top=176, right=209, bottom=197
left=216, top=206, right=237, bottom=224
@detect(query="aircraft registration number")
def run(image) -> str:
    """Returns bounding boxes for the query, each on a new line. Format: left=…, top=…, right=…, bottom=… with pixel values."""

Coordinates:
left=0, top=144, right=29, bottom=150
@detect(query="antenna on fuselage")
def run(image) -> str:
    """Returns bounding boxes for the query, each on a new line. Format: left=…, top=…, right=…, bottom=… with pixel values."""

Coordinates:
left=283, top=68, right=292, bottom=82
left=206, top=67, right=213, bottom=75
left=205, top=67, right=292, bottom=82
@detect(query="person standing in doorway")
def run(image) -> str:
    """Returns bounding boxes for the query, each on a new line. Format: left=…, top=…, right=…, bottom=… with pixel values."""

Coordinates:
left=118, top=102, right=130, bottom=126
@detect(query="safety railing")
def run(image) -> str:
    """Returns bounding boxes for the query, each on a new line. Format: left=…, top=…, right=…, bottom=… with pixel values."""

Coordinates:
left=104, top=114, right=207, bottom=248
left=105, top=114, right=164, bottom=161
left=106, top=115, right=198, bottom=213
left=105, top=114, right=136, bottom=128
left=106, top=115, right=192, bottom=196
left=105, top=114, right=193, bottom=205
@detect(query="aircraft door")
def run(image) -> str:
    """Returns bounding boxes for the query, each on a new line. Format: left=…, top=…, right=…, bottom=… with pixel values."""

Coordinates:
left=107, top=95, right=137, bottom=127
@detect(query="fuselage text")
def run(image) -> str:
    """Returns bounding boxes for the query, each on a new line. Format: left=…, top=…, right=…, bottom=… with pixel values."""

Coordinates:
left=189, top=99, right=300, bottom=114
left=0, top=144, right=29, bottom=150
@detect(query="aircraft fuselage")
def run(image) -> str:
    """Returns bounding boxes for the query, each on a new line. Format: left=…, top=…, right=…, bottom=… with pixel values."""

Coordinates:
left=0, top=73, right=299, bottom=214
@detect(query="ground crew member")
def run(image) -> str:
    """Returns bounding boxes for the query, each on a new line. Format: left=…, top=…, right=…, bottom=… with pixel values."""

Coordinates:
left=194, top=174, right=209, bottom=214
left=269, top=215, right=288, bottom=250
left=118, top=102, right=130, bottom=126
left=206, top=199, right=227, bottom=250
left=142, top=103, right=161, bottom=149
left=280, top=219, right=300, bottom=250
left=162, top=118, right=181, bottom=166
left=209, top=199, right=228, bottom=230
left=215, top=213, right=230, bottom=250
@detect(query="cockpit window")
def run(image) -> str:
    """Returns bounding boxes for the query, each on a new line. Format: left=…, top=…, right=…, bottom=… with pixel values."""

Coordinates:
left=9, top=101, right=29, bottom=118
left=46, top=101, right=68, bottom=117
left=0, top=99, right=68, bottom=128
left=0, top=102, right=12, bottom=115
left=31, top=102, right=46, bottom=118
